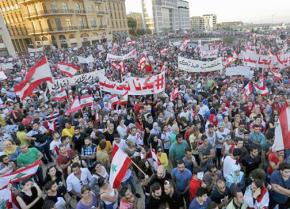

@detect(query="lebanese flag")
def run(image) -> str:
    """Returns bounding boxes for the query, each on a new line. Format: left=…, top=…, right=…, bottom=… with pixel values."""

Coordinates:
left=254, top=82, right=269, bottom=96
left=111, top=62, right=125, bottom=74
left=138, top=55, right=152, bottom=73
left=180, top=39, right=190, bottom=51
left=272, top=104, right=290, bottom=152
left=57, top=62, right=80, bottom=77
left=51, top=89, right=67, bottom=101
left=14, top=57, right=53, bottom=100
left=80, top=95, right=94, bottom=108
left=0, top=160, right=41, bottom=189
left=242, top=82, right=253, bottom=101
left=270, top=68, right=282, bottom=80
left=43, top=120, right=56, bottom=132
left=106, top=95, right=119, bottom=109
left=109, top=144, right=132, bottom=189
left=66, top=97, right=82, bottom=114
left=170, top=88, right=179, bottom=101
left=127, top=40, right=136, bottom=46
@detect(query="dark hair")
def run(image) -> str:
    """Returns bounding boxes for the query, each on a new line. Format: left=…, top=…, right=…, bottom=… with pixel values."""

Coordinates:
left=233, top=148, right=241, bottom=157
left=119, top=186, right=130, bottom=197
left=232, top=186, right=243, bottom=197
left=97, top=177, right=107, bottom=187
left=44, top=180, right=56, bottom=191
left=249, top=145, right=259, bottom=152
left=192, top=167, right=202, bottom=175
left=176, top=134, right=183, bottom=139
left=71, top=162, right=81, bottom=169
left=196, top=187, right=207, bottom=197
left=207, top=202, right=218, bottom=209
left=0, top=155, right=8, bottom=162
left=99, top=140, right=107, bottom=150
left=279, top=162, right=290, bottom=171
left=150, top=182, right=161, bottom=194
left=177, top=160, right=184, bottom=165
left=81, top=185, right=91, bottom=194
left=252, top=179, right=263, bottom=188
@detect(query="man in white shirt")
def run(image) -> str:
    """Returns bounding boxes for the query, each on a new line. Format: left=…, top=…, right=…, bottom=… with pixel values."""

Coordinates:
left=66, top=162, right=92, bottom=200
left=223, top=149, right=241, bottom=178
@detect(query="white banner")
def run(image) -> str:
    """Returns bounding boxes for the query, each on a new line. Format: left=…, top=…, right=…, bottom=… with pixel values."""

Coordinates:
left=225, top=66, right=254, bottom=79
left=106, top=49, right=137, bottom=62
left=99, top=72, right=165, bottom=95
left=28, top=47, right=43, bottom=53
left=178, top=56, right=223, bottom=72
left=47, top=70, right=104, bottom=92
left=77, top=55, right=94, bottom=64
left=0, top=63, right=13, bottom=70
left=200, top=49, right=219, bottom=59
left=0, top=71, right=7, bottom=80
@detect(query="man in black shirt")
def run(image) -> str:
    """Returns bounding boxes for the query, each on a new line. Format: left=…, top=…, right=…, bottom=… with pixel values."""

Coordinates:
left=241, top=144, right=261, bottom=177
left=210, top=179, right=231, bottom=208
left=146, top=182, right=164, bottom=209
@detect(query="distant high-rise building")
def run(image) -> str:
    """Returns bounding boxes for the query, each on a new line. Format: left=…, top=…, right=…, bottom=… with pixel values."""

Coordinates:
left=107, top=0, right=129, bottom=38
left=191, top=16, right=205, bottom=31
left=0, top=14, right=16, bottom=57
left=202, top=14, right=217, bottom=31
left=142, top=0, right=190, bottom=34
left=0, top=0, right=113, bottom=53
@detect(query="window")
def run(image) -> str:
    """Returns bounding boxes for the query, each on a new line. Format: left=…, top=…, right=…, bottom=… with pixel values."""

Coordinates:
left=75, top=3, right=81, bottom=12
left=79, top=19, right=84, bottom=27
left=51, top=2, right=57, bottom=12
left=65, top=19, right=71, bottom=28
left=55, top=18, right=62, bottom=30
left=91, top=18, right=96, bottom=27
left=63, top=3, right=68, bottom=12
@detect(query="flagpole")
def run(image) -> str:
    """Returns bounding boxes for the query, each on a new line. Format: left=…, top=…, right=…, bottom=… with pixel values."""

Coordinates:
left=130, top=158, right=147, bottom=177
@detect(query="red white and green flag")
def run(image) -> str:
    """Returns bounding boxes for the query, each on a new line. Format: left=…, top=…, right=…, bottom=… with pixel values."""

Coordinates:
left=0, top=160, right=41, bottom=189
left=272, top=104, right=290, bottom=151
left=109, top=144, right=132, bottom=189
left=57, top=62, right=80, bottom=77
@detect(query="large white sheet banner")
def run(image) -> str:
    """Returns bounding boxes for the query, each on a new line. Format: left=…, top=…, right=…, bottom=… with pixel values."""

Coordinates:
left=0, top=63, right=13, bottom=70
left=200, top=49, right=219, bottom=59
left=178, top=56, right=223, bottom=72
left=47, top=70, right=104, bottom=92
left=77, top=55, right=94, bottom=64
left=225, top=66, right=254, bottom=79
left=240, top=50, right=272, bottom=68
left=106, top=49, right=137, bottom=61
left=99, top=72, right=165, bottom=95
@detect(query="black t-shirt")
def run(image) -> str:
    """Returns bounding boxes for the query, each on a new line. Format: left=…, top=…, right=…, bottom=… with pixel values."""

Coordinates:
left=241, top=154, right=261, bottom=177
left=210, top=187, right=230, bottom=204
left=19, top=187, right=44, bottom=209
left=103, top=131, right=115, bottom=144
left=164, top=191, right=184, bottom=209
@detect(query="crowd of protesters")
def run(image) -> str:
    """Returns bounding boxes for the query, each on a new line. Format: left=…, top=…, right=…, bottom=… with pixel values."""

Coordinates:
left=0, top=30, right=290, bottom=209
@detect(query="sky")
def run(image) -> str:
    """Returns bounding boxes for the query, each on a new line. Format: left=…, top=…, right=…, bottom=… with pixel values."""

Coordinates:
left=125, top=0, right=290, bottom=24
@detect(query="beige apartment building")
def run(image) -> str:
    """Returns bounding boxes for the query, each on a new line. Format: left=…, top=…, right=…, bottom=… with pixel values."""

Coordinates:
left=0, top=0, right=115, bottom=53
left=107, top=0, right=128, bottom=39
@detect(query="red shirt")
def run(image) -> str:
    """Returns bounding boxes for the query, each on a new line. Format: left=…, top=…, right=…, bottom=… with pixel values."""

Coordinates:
left=189, top=176, right=202, bottom=201
left=56, top=149, right=75, bottom=177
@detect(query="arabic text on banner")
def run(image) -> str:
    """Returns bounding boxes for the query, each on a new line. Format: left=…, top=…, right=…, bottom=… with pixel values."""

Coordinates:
left=106, top=49, right=137, bottom=61
left=178, top=56, right=223, bottom=72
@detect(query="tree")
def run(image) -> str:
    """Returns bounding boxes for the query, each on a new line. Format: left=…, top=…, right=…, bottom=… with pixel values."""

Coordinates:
left=127, top=17, right=137, bottom=30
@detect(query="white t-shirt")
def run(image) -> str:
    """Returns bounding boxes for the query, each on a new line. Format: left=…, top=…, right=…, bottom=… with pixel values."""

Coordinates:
left=50, top=139, right=62, bottom=152
left=223, top=156, right=240, bottom=178
left=66, top=168, right=92, bottom=194
left=117, top=125, right=127, bottom=139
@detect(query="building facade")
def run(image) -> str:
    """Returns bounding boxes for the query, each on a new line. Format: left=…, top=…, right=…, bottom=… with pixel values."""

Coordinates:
left=107, top=0, right=128, bottom=40
left=142, top=0, right=190, bottom=34
left=0, top=14, right=16, bottom=57
left=127, top=12, right=145, bottom=30
left=202, top=14, right=217, bottom=31
left=0, top=0, right=112, bottom=53
left=191, top=16, right=205, bottom=31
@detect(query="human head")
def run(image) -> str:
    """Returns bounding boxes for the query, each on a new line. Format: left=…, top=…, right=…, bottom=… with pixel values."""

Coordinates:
left=164, top=180, right=175, bottom=195
left=47, top=165, right=57, bottom=177
left=196, top=187, right=208, bottom=204
left=19, top=144, right=29, bottom=153
left=150, top=182, right=162, bottom=198
left=176, top=134, right=183, bottom=144
left=279, top=162, right=290, bottom=180
left=232, top=187, right=244, bottom=206
left=249, top=145, right=259, bottom=158
left=119, top=186, right=134, bottom=202
left=44, top=180, right=58, bottom=193
left=71, top=162, right=81, bottom=176
left=251, top=178, right=263, bottom=193
left=216, top=179, right=226, bottom=193
left=84, top=137, right=92, bottom=146
left=177, top=160, right=185, bottom=173
left=156, top=165, right=165, bottom=179
left=65, top=121, right=71, bottom=129
left=80, top=185, right=91, bottom=199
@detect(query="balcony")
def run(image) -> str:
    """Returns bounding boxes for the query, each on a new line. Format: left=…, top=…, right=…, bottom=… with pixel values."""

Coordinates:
left=97, top=10, right=107, bottom=16
left=27, top=26, right=79, bottom=35
left=94, top=0, right=104, bottom=3
left=18, top=0, right=38, bottom=4
left=75, top=10, right=86, bottom=15
left=23, top=9, right=75, bottom=19
left=99, top=25, right=107, bottom=29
